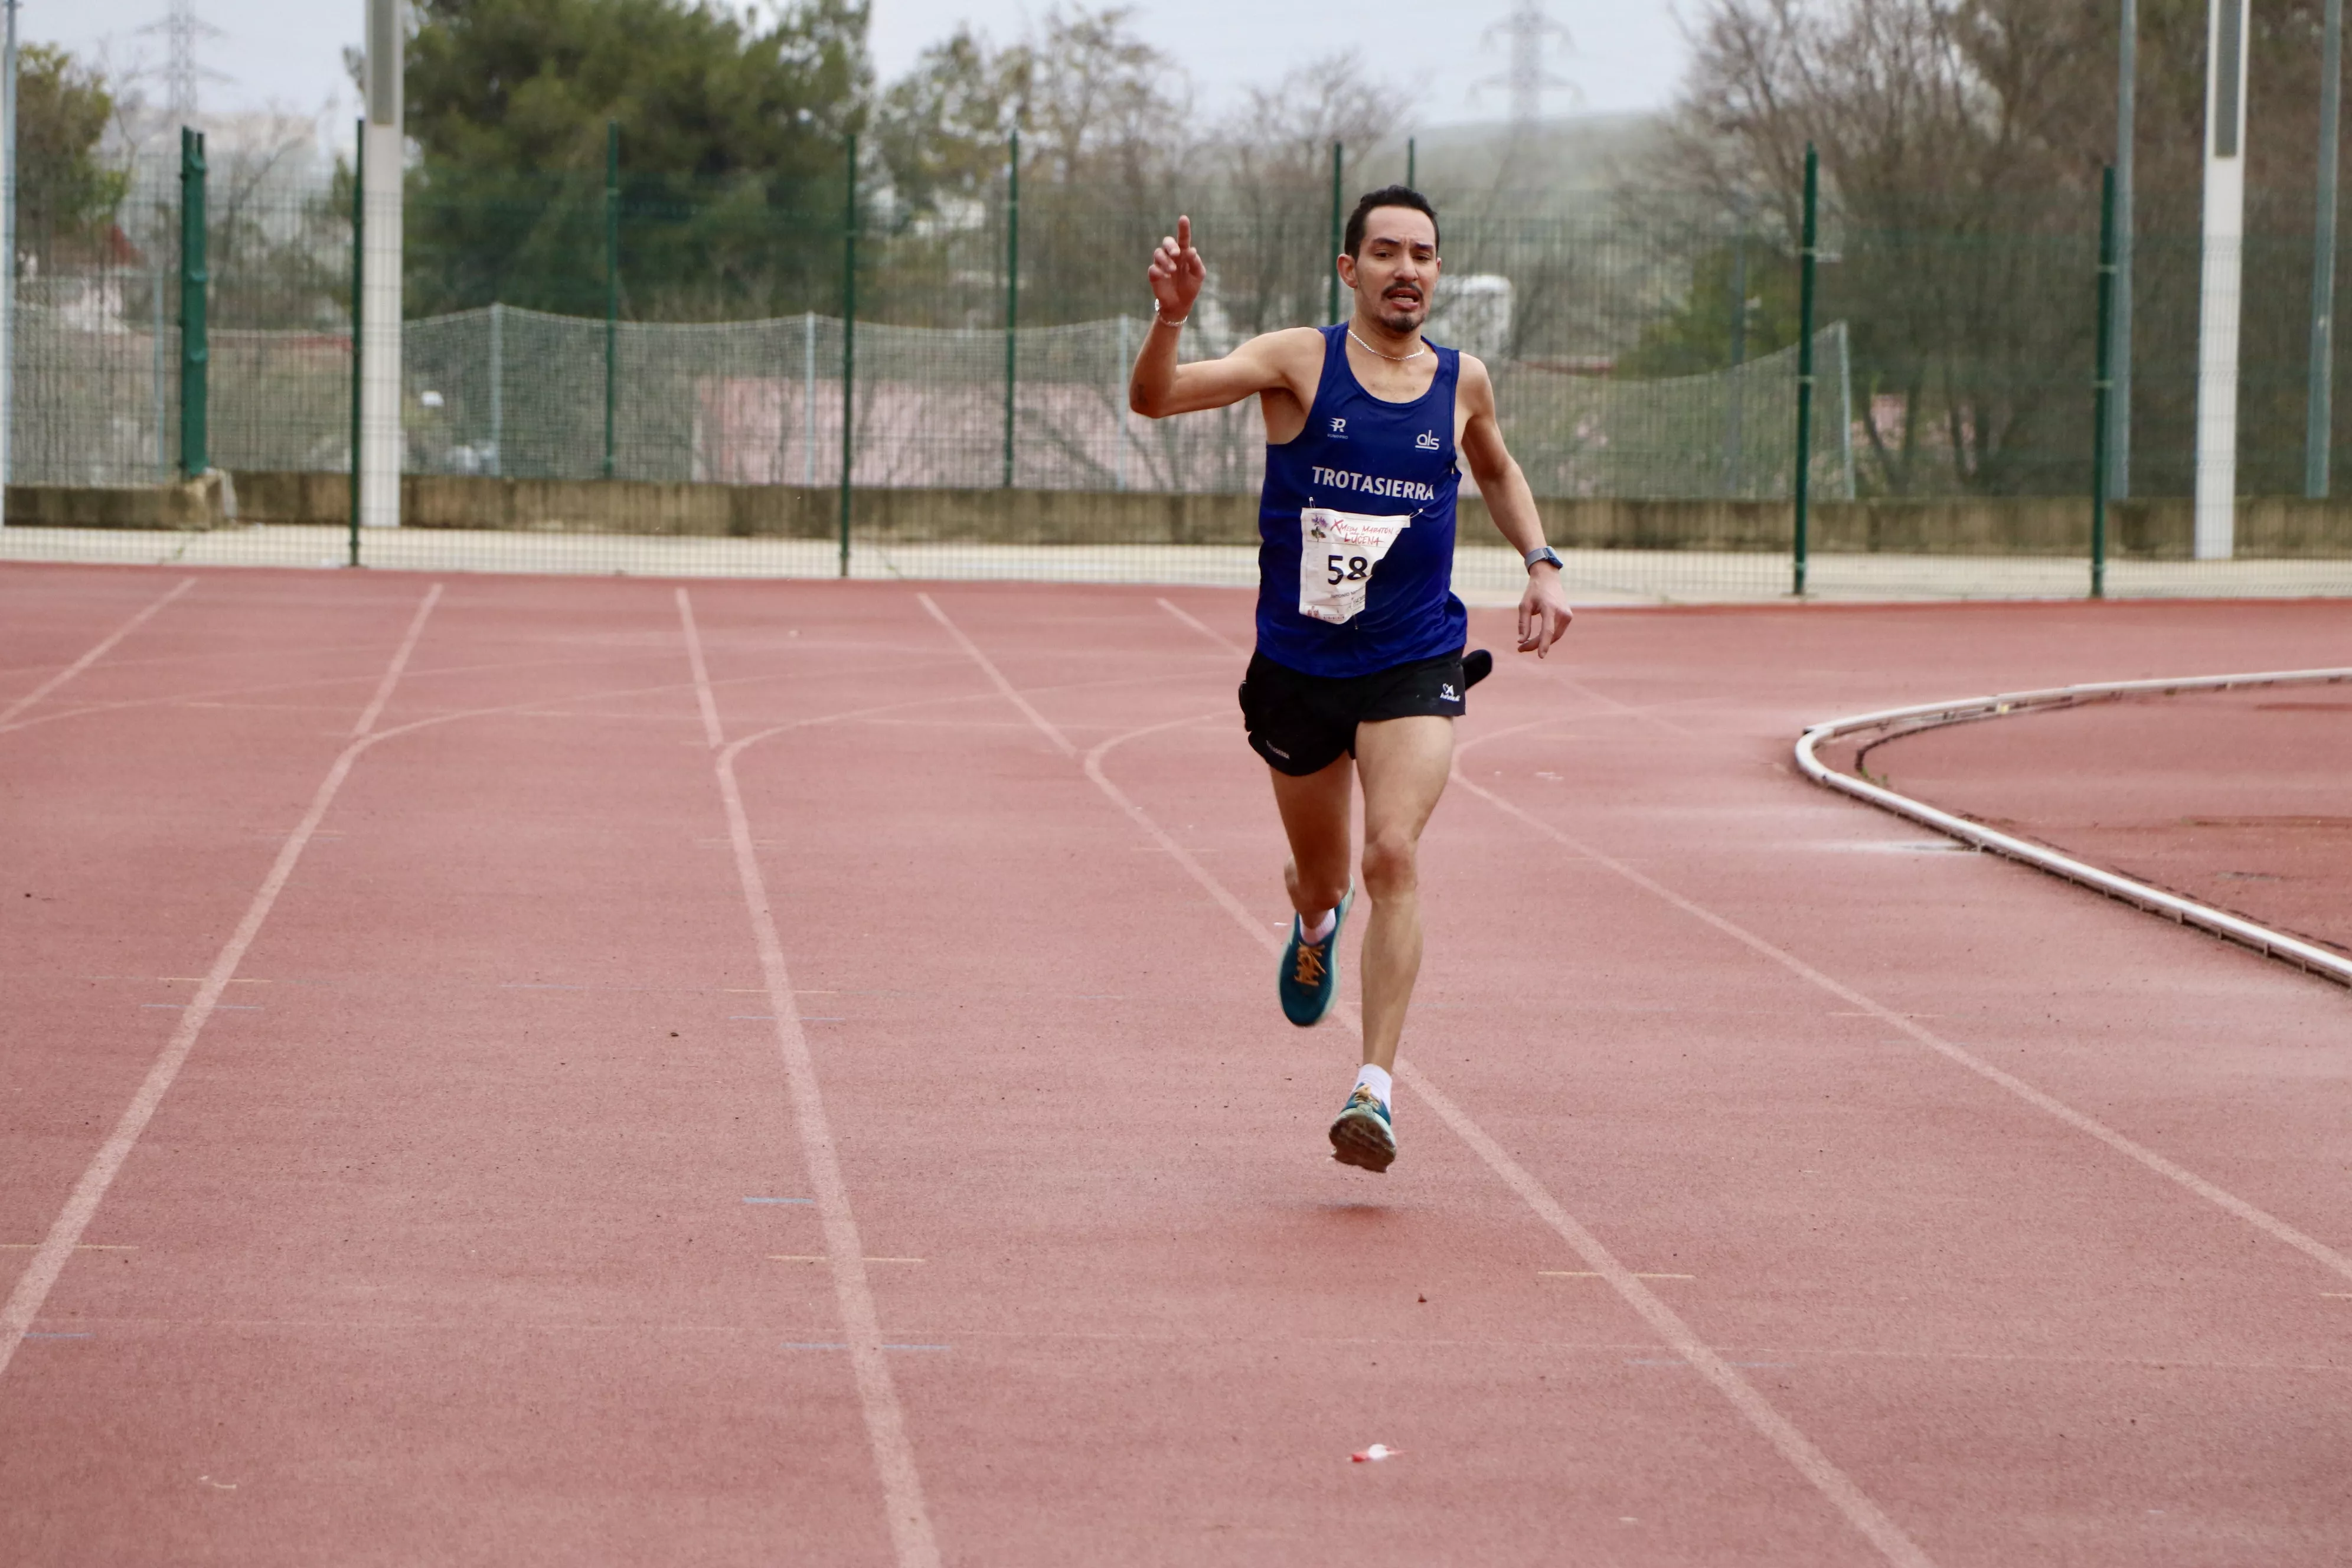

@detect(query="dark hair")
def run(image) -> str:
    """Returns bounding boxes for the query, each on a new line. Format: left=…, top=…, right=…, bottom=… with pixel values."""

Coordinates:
left=1344, top=185, right=1441, bottom=259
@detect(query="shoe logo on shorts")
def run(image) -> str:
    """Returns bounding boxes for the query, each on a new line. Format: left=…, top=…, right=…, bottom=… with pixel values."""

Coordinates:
left=1328, top=417, right=1348, bottom=437
left=1416, top=430, right=1440, bottom=450
left=1440, top=683, right=1457, bottom=700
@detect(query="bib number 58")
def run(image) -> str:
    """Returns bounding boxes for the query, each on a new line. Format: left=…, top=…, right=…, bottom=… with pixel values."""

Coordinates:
left=1325, top=554, right=1371, bottom=585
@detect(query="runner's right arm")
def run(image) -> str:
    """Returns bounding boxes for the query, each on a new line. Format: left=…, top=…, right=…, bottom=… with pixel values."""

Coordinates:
left=1129, top=216, right=1320, bottom=419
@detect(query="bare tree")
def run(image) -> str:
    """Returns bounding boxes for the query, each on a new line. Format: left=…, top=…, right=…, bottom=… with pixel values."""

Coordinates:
left=1649, top=0, right=2346, bottom=497
left=873, top=7, right=1191, bottom=323
left=1197, top=52, right=1396, bottom=335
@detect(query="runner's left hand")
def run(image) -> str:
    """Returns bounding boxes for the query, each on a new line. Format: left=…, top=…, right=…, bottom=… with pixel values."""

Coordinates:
left=1517, top=567, right=1572, bottom=656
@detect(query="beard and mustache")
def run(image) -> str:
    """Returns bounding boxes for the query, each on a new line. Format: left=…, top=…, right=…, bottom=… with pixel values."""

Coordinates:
left=1373, top=282, right=1428, bottom=334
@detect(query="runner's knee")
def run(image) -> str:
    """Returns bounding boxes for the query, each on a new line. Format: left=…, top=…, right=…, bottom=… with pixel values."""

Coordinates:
left=1360, top=831, right=1418, bottom=899
left=1290, top=860, right=1350, bottom=912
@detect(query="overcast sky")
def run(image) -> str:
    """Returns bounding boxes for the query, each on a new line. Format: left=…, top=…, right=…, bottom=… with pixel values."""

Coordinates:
left=21, top=0, right=1691, bottom=139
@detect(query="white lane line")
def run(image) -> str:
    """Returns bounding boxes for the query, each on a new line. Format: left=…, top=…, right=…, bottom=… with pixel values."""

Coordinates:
left=0, top=577, right=196, bottom=727
left=673, top=587, right=726, bottom=750
left=917, top=592, right=1075, bottom=757
left=678, top=592, right=940, bottom=1568
left=1453, top=760, right=2352, bottom=1290
left=929, top=595, right=1936, bottom=1568
left=1154, top=596, right=1246, bottom=654
left=0, top=583, right=443, bottom=1384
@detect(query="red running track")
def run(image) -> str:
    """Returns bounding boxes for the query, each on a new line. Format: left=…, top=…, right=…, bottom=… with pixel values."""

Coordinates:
left=1855, top=683, right=2352, bottom=963
left=2, top=565, right=2349, bottom=1566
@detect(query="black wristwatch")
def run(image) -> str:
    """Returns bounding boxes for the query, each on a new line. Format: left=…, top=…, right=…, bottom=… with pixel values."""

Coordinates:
left=1524, top=545, right=1563, bottom=573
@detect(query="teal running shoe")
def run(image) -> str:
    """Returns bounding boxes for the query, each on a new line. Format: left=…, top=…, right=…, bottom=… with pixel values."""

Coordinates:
left=1278, top=886, right=1354, bottom=1027
left=1328, top=1084, right=1396, bottom=1173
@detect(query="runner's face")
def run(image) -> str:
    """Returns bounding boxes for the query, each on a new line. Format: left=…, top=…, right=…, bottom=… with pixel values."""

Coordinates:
left=1342, top=210, right=1440, bottom=334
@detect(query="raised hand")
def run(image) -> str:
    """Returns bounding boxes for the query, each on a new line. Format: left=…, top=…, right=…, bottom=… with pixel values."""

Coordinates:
left=1147, top=215, right=1207, bottom=322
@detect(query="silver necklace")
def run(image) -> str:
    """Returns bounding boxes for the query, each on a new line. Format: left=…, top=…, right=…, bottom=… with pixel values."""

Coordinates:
left=1348, top=328, right=1428, bottom=362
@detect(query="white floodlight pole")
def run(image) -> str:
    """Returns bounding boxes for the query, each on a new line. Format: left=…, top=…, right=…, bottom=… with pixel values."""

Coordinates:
left=359, top=0, right=404, bottom=528
left=1, top=0, right=19, bottom=516
left=2195, top=0, right=2250, bottom=560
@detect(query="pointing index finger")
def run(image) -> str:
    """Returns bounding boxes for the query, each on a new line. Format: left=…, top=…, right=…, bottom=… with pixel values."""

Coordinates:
left=1177, top=214, right=1192, bottom=252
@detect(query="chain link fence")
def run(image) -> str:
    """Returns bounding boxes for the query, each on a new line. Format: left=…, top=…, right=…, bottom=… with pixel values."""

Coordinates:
left=5, top=163, right=2351, bottom=602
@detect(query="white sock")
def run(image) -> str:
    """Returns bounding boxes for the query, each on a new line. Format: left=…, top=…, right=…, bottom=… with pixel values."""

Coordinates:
left=1298, top=907, right=1336, bottom=943
left=1353, top=1064, right=1393, bottom=1106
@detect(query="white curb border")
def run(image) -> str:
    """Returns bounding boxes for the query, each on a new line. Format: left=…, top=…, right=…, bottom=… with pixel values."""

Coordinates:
left=1795, top=669, right=2352, bottom=988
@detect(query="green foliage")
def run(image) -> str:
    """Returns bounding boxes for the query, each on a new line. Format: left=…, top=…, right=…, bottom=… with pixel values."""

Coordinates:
left=861, top=9, right=1187, bottom=328
left=1616, top=239, right=1799, bottom=378
left=874, top=27, right=1027, bottom=215
left=17, top=44, right=128, bottom=263
left=404, top=0, right=871, bottom=318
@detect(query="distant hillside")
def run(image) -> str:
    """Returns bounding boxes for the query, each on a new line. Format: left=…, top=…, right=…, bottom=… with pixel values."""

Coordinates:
left=1351, top=112, right=1671, bottom=220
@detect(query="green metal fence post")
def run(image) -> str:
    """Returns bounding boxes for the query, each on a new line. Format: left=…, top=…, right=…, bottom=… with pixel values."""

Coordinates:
left=2308, top=0, right=2343, bottom=497
left=603, top=119, right=620, bottom=481
left=2092, top=165, right=2118, bottom=600
left=838, top=132, right=857, bottom=579
left=1003, top=130, right=1018, bottom=489
left=178, top=126, right=208, bottom=479
left=1327, top=142, right=1344, bottom=324
left=1791, top=143, right=1818, bottom=598
left=347, top=120, right=364, bottom=567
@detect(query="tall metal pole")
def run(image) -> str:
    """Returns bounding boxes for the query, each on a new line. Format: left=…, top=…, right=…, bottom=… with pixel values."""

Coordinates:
left=178, top=128, right=208, bottom=479
left=1407, top=137, right=1416, bottom=190
left=358, top=0, right=404, bottom=530
left=1114, top=312, right=1129, bottom=492
left=2112, top=0, right=2135, bottom=498
left=1002, top=130, right=1018, bottom=489
left=487, top=300, right=503, bottom=478
left=1327, top=142, right=1344, bottom=324
left=603, top=118, right=619, bottom=481
left=2309, top=0, right=2344, bottom=498
left=2092, top=166, right=2118, bottom=601
left=1725, top=216, right=1749, bottom=492
left=348, top=122, right=365, bottom=566
left=1, top=0, right=18, bottom=509
left=837, top=133, right=856, bottom=579
left=2195, top=0, right=2249, bottom=560
left=152, top=199, right=166, bottom=478
left=1792, top=144, right=1818, bottom=597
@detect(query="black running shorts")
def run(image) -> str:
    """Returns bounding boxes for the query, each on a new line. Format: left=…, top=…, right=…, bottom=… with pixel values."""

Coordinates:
left=1237, top=649, right=1468, bottom=777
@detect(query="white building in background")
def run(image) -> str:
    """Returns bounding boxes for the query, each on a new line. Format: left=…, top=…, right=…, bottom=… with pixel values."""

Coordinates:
left=1430, top=273, right=1514, bottom=361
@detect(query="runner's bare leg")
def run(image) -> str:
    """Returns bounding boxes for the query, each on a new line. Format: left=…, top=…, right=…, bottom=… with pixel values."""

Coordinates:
left=1270, top=755, right=1354, bottom=927
left=1268, top=715, right=1452, bottom=1070
left=1348, top=715, right=1453, bottom=1072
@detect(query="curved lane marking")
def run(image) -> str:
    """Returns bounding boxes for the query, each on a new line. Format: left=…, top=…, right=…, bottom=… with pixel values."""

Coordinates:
left=0, top=576, right=195, bottom=726
left=0, top=584, right=442, bottom=1383
left=0, top=610, right=1110, bottom=1393
left=1447, top=692, right=2352, bottom=1289
left=677, top=590, right=940, bottom=1568
left=1795, top=668, right=2352, bottom=988
left=939, top=592, right=1938, bottom=1568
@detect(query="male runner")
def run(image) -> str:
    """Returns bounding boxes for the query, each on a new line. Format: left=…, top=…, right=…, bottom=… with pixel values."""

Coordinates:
left=1128, top=186, right=1573, bottom=1174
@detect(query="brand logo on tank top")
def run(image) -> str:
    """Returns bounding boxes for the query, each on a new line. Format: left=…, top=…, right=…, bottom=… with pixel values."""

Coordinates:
left=1416, top=430, right=1441, bottom=450
left=1309, top=465, right=1439, bottom=504
left=1328, top=417, right=1348, bottom=438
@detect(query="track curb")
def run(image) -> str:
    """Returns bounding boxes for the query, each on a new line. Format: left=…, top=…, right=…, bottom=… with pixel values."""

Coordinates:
left=1795, top=668, right=2352, bottom=989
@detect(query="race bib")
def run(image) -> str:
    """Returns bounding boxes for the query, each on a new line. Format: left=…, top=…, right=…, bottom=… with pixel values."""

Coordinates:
left=1298, top=507, right=1413, bottom=625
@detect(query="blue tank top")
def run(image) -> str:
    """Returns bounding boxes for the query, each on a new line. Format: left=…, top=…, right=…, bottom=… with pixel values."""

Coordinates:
left=1254, top=324, right=1467, bottom=678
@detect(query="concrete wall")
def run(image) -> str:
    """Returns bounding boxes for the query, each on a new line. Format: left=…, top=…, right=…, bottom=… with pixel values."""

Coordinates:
left=15, top=471, right=2352, bottom=558
left=5, top=472, right=234, bottom=530
left=226, top=473, right=1264, bottom=547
